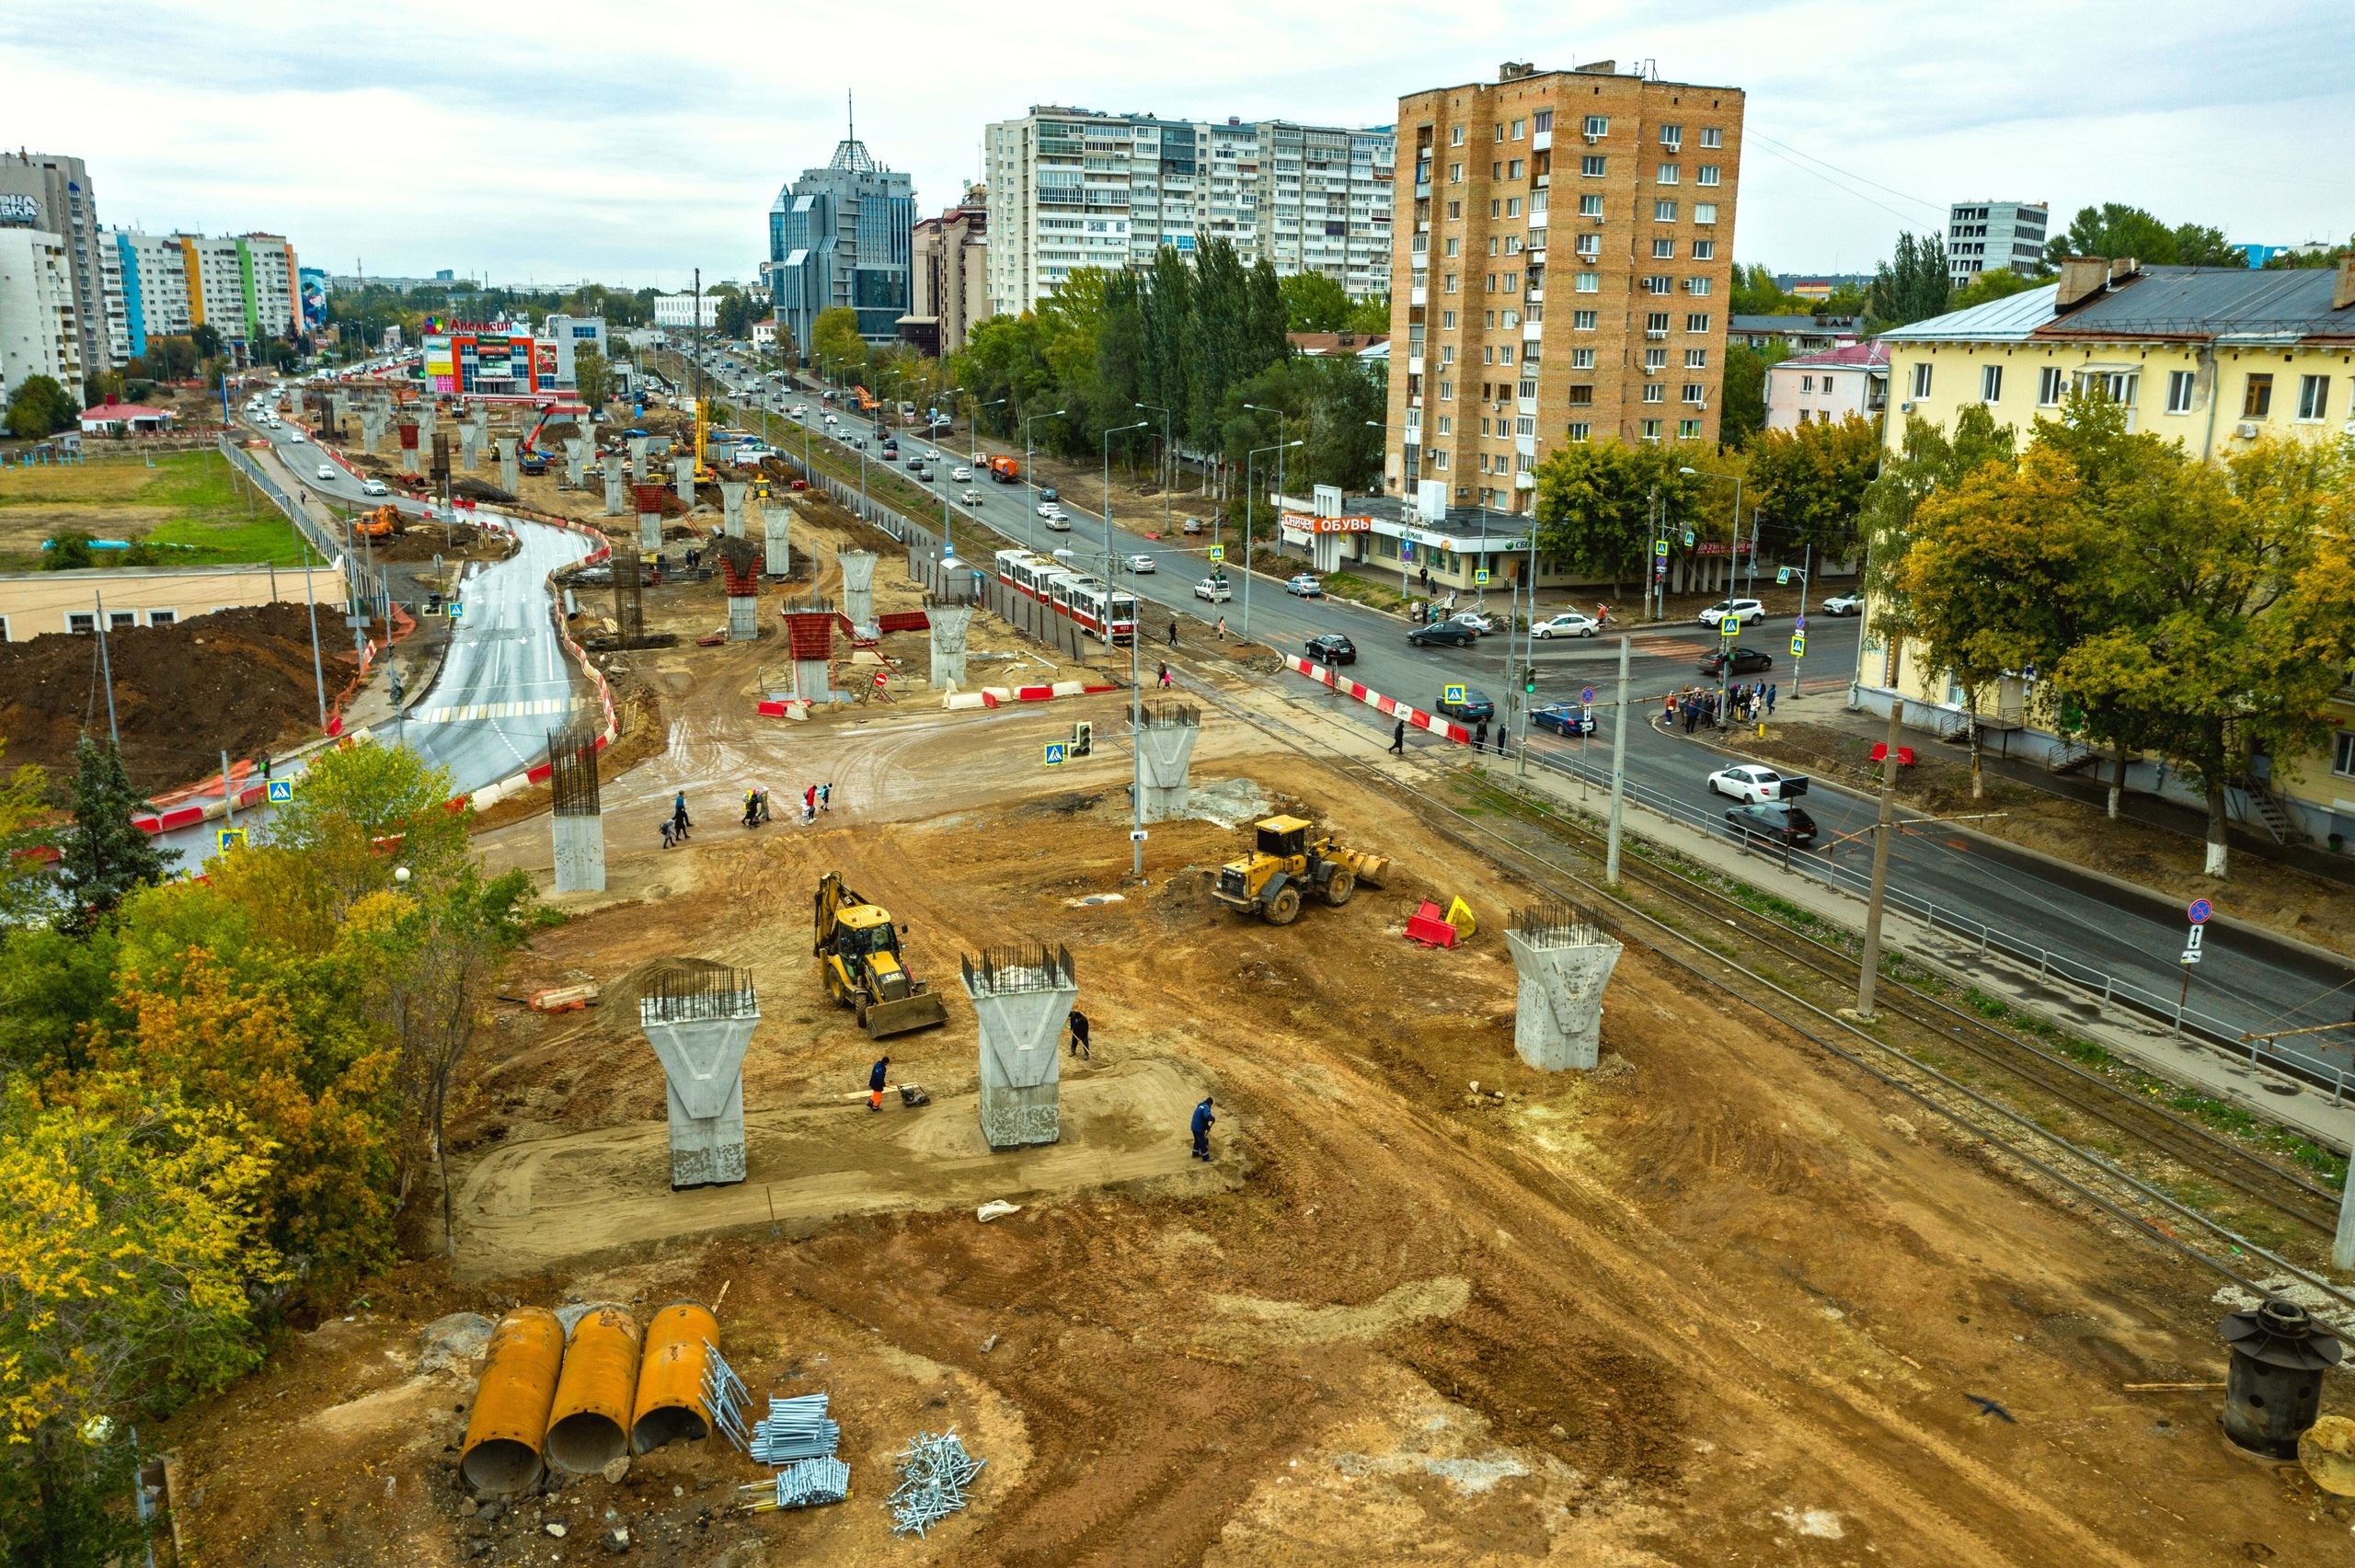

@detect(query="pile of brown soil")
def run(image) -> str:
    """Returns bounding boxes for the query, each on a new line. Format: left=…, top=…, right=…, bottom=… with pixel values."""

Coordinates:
left=449, top=477, right=515, bottom=505
left=0, top=601, right=339, bottom=796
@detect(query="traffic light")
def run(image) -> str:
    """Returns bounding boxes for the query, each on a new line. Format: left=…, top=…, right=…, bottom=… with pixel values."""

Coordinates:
left=1522, top=663, right=1537, bottom=695
left=1071, top=720, right=1093, bottom=758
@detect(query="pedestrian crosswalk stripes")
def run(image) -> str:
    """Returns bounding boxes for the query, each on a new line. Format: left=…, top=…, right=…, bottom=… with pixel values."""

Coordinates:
left=410, top=696, right=586, bottom=725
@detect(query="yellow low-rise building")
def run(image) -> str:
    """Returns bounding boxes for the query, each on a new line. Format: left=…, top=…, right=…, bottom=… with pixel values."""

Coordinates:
left=1855, top=256, right=2355, bottom=853
left=0, top=561, right=347, bottom=643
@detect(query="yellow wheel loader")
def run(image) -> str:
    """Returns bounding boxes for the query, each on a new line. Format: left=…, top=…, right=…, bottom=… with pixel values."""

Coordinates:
left=1211, top=816, right=1388, bottom=925
left=813, top=872, right=948, bottom=1037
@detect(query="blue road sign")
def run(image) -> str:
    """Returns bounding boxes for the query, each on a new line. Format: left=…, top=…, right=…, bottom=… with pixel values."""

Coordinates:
left=1208, top=544, right=1225, bottom=563
left=1790, top=634, right=1807, bottom=657
left=1043, top=742, right=1067, bottom=767
left=1443, top=684, right=1467, bottom=705
left=2188, top=898, right=2211, bottom=924
left=448, top=601, right=465, bottom=620
left=1654, top=539, right=1670, bottom=557
left=1776, top=567, right=1791, bottom=585
left=215, top=827, right=247, bottom=853
left=1474, top=567, right=1490, bottom=586
left=1580, top=686, right=1597, bottom=704
left=267, top=779, right=293, bottom=804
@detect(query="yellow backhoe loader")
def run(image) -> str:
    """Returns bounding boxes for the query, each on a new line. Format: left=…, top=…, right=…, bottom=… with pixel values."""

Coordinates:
left=1212, top=816, right=1388, bottom=925
left=813, top=872, right=948, bottom=1037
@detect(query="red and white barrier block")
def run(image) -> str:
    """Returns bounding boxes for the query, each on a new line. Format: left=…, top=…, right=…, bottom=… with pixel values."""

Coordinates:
left=1283, top=655, right=1470, bottom=744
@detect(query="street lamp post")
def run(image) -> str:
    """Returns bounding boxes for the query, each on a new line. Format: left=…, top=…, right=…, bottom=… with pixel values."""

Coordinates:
left=1135, top=402, right=1174, bottom=544
left=1366, top=418, right=1416, bottom=600
left=974, top=396, right=1005, bottom=473
left=1025, top=408, right=1065, bottom=552
left=935, top=384, right=962, bottom=544
left=1241, top=440, right=1301, bottom=641
left=1099, top=419, right=1150, bottom=880
left=1242, top=405, right=1290, bottom=588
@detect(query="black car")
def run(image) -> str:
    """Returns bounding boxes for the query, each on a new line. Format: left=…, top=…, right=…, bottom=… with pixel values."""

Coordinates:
left=1699, top=646, right=1775, bottom=676
left=1304, top=633, right=1357, bottom=666
left=1436, top=687, right=1496, bottom=723
left=1407, top=619, right=1479, bottom=648
left=1530, top=702, right=1597, bottom=738
left=1724, top=801, right=1818, bottom=848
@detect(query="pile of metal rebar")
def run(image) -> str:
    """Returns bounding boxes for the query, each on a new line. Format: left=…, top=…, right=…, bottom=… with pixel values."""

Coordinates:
left=889, top=1428, right=986, bottom=1537
left=748, top=1392, right=840, bottom=1466
left=699, top=1340, right=753, bottom=1454
left=738, top=1455, right=851, bottom=1513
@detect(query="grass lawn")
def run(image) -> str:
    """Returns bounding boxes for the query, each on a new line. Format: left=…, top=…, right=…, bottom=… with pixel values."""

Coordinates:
left=0, top=450, right=314, bottom=571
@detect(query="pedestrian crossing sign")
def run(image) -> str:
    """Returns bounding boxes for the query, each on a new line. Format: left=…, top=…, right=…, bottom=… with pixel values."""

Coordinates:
left=1208, top=544, right=1224, bottom=563
left=1790, top=633, right=1806, bottom=657
left=1043, top=742, right=1067, bottom=767
left=1776, top=567, right=1791, bottom=584
left=1444, top=684, right=1467, bottom=705
left=447, top=601, right=464, bottom=620
left=1654, top=539, right=1670, bottom=557
left=1474, top=568, right=1490, bottom=586
left=1720, top=614, right=1741, bottom=636
left=215, top=827, right=247, bottom=853
left=268, top=779, right=293, bottom=803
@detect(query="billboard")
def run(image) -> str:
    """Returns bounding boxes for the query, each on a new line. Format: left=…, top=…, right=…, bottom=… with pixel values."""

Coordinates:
left=299, top=267, right=327, bottom=332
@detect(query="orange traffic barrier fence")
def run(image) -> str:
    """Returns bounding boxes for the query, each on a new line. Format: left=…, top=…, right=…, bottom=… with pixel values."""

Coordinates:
left=546, top=1305, right=642, bottom=1474
left=631, top=1300, right=720, bottom=1453
left=460, top=1308, right=566, bottom=1496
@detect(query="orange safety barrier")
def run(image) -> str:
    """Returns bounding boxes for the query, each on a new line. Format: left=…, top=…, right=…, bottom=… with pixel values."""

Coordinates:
left=630, top=1301, right=721, bottom=1453
left=545, top=1305, right=642, bottom=1474
left=459, top=1308, right=567, bottom=1497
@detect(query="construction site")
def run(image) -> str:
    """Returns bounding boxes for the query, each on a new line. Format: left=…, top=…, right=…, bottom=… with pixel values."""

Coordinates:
left=123, top=448, right=2355, bottom=1567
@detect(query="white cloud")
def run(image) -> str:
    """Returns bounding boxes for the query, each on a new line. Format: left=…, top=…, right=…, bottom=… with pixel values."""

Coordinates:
left=4, top=0, right=2348, bottom=289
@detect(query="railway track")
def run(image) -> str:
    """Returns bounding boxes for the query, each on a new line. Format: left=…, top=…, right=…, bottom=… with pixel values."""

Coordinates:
left=1185, top=671, right=2355, bottom=1312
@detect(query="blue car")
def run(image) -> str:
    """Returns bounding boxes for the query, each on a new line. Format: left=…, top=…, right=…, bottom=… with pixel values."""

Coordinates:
left=1530, top=703, right=1598, bottom=738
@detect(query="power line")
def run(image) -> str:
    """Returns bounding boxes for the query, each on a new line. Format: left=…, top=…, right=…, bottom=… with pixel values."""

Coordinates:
left=1748, top=132, right=1947, bottom=216
left=1746, top=141, right=1931, bottom=230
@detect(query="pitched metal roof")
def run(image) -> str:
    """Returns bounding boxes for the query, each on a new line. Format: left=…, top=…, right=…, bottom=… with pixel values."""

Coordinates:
left=2043, top=264, right=2355, bottom=344
left=1878, top=284, right=2060, bottom=342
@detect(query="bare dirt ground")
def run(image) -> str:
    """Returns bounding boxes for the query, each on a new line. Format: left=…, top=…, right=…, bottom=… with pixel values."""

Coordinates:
left=1742, top=718, right=2355, bottom=962
left=150, top=545, right=2355, bottom=1566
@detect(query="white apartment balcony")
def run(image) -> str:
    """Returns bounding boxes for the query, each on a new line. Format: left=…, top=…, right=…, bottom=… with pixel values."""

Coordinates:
left=1409, top=286, right=1427, bottom=306
left=1516, top=434, right=1537, bottom=456
left=1533, top=131, right=1552, bottom=152
left=1522, top=322, right=1544, bottom=343
left=1518, top=397, right=1536, bottom=416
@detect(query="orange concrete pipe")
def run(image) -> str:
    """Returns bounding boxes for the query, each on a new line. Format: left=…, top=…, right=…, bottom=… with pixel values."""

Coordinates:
left=630, top=1300, right=720, bottom=1453
left=459, top=1308, right=566, bottom=1497
left=545, top=1305, right=643, bottom=1474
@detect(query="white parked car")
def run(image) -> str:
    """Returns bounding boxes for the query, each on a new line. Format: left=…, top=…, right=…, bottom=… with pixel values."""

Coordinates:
left=1193, top=578, right=1233, bottom=602
left=361, top=478, right=388, bottom=496
left=1698, top=598, right=1765, bottom=628
left=286, top=429, right=305, bottom=443
left=1036, top=501, right=1065, bottom=520
left=1821, top=591, right=1865, bottom=617
left=1449, top=610, right=1496, bottom=635
left=1534, top=612, right=1601, bottom=639
left=1041, top=512, right=1072, bottom=532
left=1706, top=764, right=1809, bottom=804
left=951, top=465, right=972, bottom=481
left=1127, top=554, right=1157, bottom=573
left=1284, top=574, right=1325, bottom=598
left=316, top=463, right=336, bottom=480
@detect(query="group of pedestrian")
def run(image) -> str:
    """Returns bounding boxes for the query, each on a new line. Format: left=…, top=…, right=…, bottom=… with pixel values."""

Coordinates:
left=801, top=782, right=833, bottom=823
left=1668, top=681, right=1776, bottom=734
left=741, top=787, right=772, bottom=827
left=1156, top=661, right=1175, bottom=690
left=661, top=791, right=693, bottom=848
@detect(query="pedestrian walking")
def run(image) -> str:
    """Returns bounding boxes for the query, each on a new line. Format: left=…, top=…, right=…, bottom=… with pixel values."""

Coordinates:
left=1390, top=718, right=1407, bottom=756
left=672, top=792, right=691, bottom=841
left=1766, top=682, right=1777, bottom=716
left=1190, top=1095, right=1215, bottom=1161
left=759, top=790, right=772, bottom=823
left=1683, top=700, right=1698, bottom=735
left=1662, top=692, right=1675, bottom=723
left=1474, top=719, right=1488, bottom=752
left=1168, top=618, right=1179, bottom=647
left=742, top=789, right=762, bottom=828
left=820, top=782, right=832, bottom=813
left=1067, top=1008, right=1091, bottom=1059
left=868, top=1055, right=890, bottom=1112
left=661, top=818, right=677, bottom=849
left=1216, top=615, right=1228, bottom=641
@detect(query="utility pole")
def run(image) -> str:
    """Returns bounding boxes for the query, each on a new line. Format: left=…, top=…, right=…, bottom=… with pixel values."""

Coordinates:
left=1855, top=699, right=1906, bottom=1018
left=1606, top=635, right=1628, bottom=886
left=221, top=750, right=236, bottom=828
left=93, top=591, right=121, bottom=750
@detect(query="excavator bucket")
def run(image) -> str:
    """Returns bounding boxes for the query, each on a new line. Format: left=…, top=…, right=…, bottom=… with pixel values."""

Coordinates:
left=861, top=990, right=948, bottom=1039
left=1351, top=853, right=1389, bottom=889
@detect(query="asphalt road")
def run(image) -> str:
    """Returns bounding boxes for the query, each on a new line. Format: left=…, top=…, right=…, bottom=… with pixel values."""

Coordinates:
left=163, top=399, right=596, bottom=864
left=690, top=353, right=2353, bottom=1065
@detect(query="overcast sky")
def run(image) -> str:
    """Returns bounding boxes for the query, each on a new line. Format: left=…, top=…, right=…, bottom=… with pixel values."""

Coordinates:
left=6, top=0, right=2349, bottom=292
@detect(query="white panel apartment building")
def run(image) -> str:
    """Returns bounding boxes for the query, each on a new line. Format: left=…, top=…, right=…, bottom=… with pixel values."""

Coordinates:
left=0, top=227, right=85, bottom=404
left=1946, top=200, right=2048, bottom=285
left=985, top=107, right=1394, bottom=318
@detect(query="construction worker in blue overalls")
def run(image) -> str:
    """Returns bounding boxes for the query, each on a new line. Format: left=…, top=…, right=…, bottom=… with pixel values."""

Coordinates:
left=1190, top=1096, right=1215, bottom=1162
left=868, top=1055, right=890, bottom=1113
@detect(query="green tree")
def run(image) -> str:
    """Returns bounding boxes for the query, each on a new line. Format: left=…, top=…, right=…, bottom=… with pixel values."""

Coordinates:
left=2261, top=234, right=2355, bottom=269
left=0, top=740, right=52, bottom=929
left=1140, top=247, right=1194, bottom=435
left=1344, top=292, right=1392, bottom=335
left=1731, top=264, right=1815, bottom=316
left=55, top=740, right=176, bottom=935
left=1717, top=341, right=1784, bottom=447
left=572, top=344, right=614, bottom=406
left=1531, top=440, right=1707, bottom=594
left=1185, top=239, right=1251, bottom=445
left=1280, top=271, right=1355, bottom=333
left=2061, top=203, right=2176, bottom=262
left=39, top=530, right=94, bottom=570
left=810, top=306, right=868, bottom=383
left=4, top=375, right=79, bottom=439
left=2169, top=223, right=2242, bottom=269
left=238, top=739, right=468, bottom=932
left=712, top=287, right=752, bottom=340
left=1857, top=404, right=2018, bottom=660
left=2052, top=433, right=2355, bottom=878
left=1746, top=412, right=1882, bottom=562
left=189, top=323, right=224, bottom=361
left=1865, top=233, right=1950, bottom=329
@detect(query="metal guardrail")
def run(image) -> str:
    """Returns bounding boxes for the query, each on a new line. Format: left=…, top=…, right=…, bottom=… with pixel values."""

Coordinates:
left=217, top=434, right=394, bottom=629
left=1492, top=733, right=2352, bottom=1103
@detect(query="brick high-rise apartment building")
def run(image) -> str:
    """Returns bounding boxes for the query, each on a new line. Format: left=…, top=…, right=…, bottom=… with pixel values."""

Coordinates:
left=1386, top=61, right=1744, bottom=515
